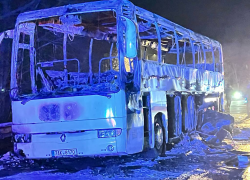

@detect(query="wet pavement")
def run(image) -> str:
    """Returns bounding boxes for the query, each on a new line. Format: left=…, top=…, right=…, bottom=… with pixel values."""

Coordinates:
left=0, top=114, right=250, bottom=179
left=230, top=100, right=247, bottom=114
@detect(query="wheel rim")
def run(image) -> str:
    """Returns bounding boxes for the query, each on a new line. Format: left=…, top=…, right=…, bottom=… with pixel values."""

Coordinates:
left=155, top=122, right=163, bottom=150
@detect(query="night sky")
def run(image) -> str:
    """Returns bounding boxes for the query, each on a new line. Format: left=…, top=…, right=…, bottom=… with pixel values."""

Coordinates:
left=1, top=0, right=250, bottom=88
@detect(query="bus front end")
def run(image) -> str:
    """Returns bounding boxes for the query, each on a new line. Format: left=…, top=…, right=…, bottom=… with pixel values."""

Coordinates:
left=10, top=3, right=130, bottom=159
left=12, top=91, right=127, bottom=159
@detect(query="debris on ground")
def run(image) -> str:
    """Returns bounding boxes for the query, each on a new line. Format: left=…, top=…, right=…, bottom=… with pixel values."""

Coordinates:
left=166, top=133, right=208, bottom=156
left=198, top=110, right=234, bottom=146
left=0, top=112, right=249, bottom=179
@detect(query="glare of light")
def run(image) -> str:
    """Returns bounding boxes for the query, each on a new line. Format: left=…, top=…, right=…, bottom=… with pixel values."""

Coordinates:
left=106, top=109, right=110, bottom=118
left=233, top=91, right=242, bottom=99
left=105, top=108, right=116, bottom=127
left=204, top=97, right=217, bottom=103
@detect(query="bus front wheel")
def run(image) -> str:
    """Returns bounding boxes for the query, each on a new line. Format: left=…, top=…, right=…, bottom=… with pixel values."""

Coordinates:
left=154, top=116, right=166, bottom=156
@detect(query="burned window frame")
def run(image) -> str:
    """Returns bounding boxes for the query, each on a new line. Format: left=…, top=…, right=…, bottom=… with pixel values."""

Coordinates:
left=135, top=12, right=223, bottom=73
left=11, top=10, right=122, bottom=100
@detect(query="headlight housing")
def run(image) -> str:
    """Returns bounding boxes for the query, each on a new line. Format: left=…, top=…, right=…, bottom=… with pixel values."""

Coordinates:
left=233, top=91, right=242, bottom=99
left=14, top=134, right=31, bottom=143
left=97, top=128, right=122, bottom=138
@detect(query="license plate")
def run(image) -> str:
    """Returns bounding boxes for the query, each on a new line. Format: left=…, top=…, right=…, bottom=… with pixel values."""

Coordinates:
left=51, top=148, right=77, bottom=157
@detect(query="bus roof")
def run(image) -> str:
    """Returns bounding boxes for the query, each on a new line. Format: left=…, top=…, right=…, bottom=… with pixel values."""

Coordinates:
left=16, top=0, right=221, bottom=48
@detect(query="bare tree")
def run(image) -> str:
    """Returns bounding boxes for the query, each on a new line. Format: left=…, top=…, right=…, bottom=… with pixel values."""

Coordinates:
left=0, top=0, right=41, bottom=20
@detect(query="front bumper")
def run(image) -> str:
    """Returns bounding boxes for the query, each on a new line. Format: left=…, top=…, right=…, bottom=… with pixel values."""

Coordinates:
left=14, top=130, right=127, bottom=159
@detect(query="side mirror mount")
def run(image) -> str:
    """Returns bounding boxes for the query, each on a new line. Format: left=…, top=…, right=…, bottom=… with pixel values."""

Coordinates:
left=123, top=17, right=137, bottom=58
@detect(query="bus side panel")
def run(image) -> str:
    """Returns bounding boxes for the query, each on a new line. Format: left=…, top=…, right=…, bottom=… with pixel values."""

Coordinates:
left=149, top=91, right=168, bottom=148
left=115, top=90, right=128, bottom=154
left=126, top=94, right=144, bottom=154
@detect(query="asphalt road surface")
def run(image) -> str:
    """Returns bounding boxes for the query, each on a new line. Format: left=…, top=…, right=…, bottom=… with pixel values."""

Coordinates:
left=230, top=100, right=247, bottom=114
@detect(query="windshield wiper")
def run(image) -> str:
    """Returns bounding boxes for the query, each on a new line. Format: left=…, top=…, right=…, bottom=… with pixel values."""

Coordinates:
left=76, top=90, right=111, bottom=98
left=21, top=94, right=40, bottom=105
left=21, top=89, right=112, bottom=105
left=21, top=91, right=51, bottom=105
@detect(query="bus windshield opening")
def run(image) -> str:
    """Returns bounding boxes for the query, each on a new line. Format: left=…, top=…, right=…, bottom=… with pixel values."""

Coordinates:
left=15, top=11, right=119, bottom=100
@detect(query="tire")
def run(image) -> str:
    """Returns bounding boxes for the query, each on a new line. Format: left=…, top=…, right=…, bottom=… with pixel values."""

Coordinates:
left=154, top=115, right=166, bottom=156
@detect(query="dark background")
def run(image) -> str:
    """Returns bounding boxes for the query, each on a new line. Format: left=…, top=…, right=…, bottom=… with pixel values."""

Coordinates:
left=0, top=0, right=249, bottom=121
left=131, top=0, right=250, bottom=89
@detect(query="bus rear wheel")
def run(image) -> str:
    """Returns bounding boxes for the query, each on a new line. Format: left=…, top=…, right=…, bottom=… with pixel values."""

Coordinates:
left=154, top=116, right=166, bottom=156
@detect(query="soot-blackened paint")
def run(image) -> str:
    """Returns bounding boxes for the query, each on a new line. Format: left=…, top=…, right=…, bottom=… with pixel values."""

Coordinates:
left=39, top=104, right=60, bottom=121
left=39, top=102, right=81, bottom=121
left=64, top=103, right=81, bottom=120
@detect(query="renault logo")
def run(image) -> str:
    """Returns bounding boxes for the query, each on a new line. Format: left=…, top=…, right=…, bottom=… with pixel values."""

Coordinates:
left=60, top=134, right=66, bottom=142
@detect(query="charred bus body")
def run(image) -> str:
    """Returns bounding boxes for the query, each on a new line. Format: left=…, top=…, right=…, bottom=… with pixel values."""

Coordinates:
left=3, top=0, right=223, bottom=158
